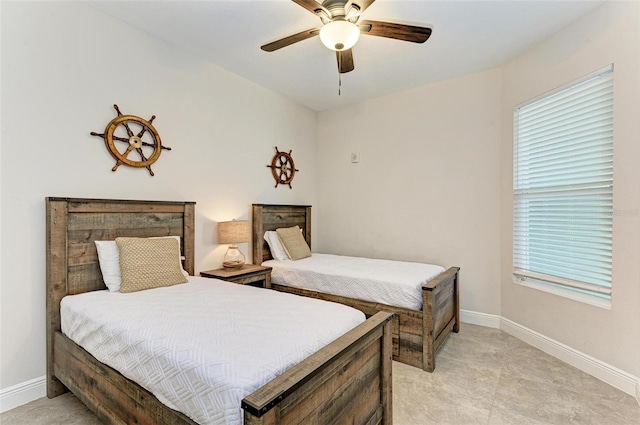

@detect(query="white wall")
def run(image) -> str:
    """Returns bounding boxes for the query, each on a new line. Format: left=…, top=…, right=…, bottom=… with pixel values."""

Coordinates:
left=500, top=1, right=640, bottom=376
left=0, top=1, right=317, bottom=396
left=317, top=68, right=503, bottom=316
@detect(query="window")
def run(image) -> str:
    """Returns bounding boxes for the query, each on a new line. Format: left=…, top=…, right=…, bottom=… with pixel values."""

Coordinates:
left=513, top=66, right=613, bottom=303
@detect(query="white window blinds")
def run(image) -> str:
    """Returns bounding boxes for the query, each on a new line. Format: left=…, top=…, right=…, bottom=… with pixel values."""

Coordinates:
left=513, top=67, right=613, bottom=299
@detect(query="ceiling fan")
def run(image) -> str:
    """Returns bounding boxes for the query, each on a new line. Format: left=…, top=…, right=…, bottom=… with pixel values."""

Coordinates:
left=260, top=0, right=432, bottom=74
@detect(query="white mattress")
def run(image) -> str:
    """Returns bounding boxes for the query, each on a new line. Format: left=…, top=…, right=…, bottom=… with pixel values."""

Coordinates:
left=60, top=277, right=365, bottom=425
left=264, top=253, right=446, bottom=310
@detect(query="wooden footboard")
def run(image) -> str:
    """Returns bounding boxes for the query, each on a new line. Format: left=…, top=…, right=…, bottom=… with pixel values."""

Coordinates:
left=242, top=311, right=393, bottom=425
left=52, top=312, right=393, bottom=425
left=271, top=267, right=460, bottom=373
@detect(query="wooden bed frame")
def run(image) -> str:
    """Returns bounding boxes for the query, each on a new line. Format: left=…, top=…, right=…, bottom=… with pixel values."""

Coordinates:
left=252, top=204, right=460, bottom=373
left=46, top=197, right=394, bottom=425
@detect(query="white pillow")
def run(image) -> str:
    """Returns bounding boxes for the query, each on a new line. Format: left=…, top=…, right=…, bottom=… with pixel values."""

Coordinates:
left=95, top=240, right=122, bottom=292
left=95, top=236, right=189, bottom=292
left=264, top=231, right=289, bottom=261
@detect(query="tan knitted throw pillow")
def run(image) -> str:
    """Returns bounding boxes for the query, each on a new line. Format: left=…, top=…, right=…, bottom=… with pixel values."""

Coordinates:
left=276, top=226, right=311, bottom=260
left=116, top=237, right=188, bottom=293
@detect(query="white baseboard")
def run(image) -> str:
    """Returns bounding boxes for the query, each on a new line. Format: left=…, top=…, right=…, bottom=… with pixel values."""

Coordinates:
left=460, top=309, right=501, bottom=328
left=0, top=376, right=46, bottom=413
left=500, top=317, right=639, bottom=397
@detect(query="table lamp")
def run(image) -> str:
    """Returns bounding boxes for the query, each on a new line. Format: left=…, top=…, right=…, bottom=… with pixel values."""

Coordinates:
left=218, top=220, right=250, bottom=269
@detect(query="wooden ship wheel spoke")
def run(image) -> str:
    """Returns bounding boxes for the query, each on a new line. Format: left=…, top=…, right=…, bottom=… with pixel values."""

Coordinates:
left=267, top=146, right=299, bottom=189
left=90, top=104, right=172, bottom=176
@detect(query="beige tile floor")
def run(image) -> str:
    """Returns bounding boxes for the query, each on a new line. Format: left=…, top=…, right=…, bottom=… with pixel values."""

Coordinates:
left=2, top=324, right=638, bottom=424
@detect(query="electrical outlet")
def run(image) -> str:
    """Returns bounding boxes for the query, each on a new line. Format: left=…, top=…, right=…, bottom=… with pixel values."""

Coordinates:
left=351, top=152, right=360, bottom=163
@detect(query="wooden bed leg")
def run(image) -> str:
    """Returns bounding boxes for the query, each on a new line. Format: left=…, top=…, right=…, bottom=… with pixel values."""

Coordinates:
left=47, top=376, right=67, bottom=399
left=422, top=289, right=435, bottom=373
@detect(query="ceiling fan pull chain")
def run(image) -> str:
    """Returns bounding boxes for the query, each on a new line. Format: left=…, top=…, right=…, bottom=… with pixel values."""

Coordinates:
left=339, top=73, right=342, bottom=96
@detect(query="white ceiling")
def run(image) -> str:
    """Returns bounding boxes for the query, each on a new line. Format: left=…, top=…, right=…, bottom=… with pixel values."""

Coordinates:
left=87, top=0, right=606, bottom=111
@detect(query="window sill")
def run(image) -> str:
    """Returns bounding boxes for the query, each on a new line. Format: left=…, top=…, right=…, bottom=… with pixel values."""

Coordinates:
left=513, top=275, right=611, bottom=310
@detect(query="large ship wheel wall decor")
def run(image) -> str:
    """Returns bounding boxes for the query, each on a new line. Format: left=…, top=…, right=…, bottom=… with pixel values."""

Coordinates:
left=267, top=146, right=299, bottom=189
left=90, top=104, right=172, bottom=176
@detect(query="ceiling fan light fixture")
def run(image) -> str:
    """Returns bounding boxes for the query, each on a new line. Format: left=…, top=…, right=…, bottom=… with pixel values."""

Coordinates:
left=319, top=20, right=360, bottom=51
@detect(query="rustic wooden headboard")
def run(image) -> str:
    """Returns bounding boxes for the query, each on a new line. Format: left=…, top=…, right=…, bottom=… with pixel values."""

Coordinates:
left=251, top=204, right=311, bottom=265
left=45, top=197, right=195, bottom=397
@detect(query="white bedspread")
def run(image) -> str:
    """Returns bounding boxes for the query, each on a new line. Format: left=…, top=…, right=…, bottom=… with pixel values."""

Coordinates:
left=61, top=277, right=365, bottom=425
left=264, top=254, right=445, bottom=310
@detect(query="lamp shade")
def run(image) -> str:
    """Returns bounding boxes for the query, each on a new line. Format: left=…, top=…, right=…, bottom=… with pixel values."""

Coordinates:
left=320, top=20, right=360, bottom=51
left=218, top=220, right=250, bottom=244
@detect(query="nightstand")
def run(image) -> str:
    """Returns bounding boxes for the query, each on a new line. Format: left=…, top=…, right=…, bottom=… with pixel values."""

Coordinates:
left=200, top=264, right=272, bottom=288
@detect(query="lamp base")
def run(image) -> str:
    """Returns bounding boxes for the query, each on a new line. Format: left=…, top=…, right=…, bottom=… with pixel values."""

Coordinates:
left=223, top=245, right=245, bottom=269
left=222, top=260, right=245, bottom=269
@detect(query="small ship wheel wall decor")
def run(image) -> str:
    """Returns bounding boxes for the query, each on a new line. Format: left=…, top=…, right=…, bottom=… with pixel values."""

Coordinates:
left=90, top=104, right=172, bottom=176
left=267, top=146, right=299, bottom=189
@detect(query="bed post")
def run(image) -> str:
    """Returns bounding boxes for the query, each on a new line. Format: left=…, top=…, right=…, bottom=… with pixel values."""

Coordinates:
left=381, top=314, right=393, bottom=424
left=252, top=204, right=264, bottom=265
left=422, top=288, right=436, bottom=373
left=183, top=203, right=195, bottom=275
left=453, top=271, right=460, bottom=333
left=303, top=206, right=311, bottom=249
left=46, top=198, right=69, bottom=398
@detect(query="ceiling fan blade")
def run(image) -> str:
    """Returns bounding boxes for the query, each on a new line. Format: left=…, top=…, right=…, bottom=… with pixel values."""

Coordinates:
left=336, top=49, right=355, bottom=74
left=261, top=28, right=321, bottom=52
left=359, top=20, right=432, bottom=43
left=292, top=0, right=330, bottom=17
